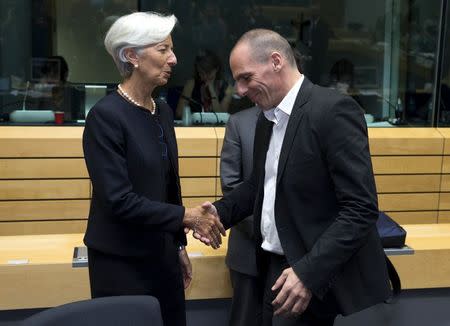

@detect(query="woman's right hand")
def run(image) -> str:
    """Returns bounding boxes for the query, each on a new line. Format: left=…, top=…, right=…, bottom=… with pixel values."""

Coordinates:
left=183, top=206, right=226, bottom=249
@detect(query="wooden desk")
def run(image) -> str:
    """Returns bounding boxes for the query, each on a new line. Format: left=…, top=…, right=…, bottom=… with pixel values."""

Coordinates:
left=390, top=224, right=450, bottom=289
left=2, top=225, right=450, bottom=310
left=0, top=233, right=231, bottom=310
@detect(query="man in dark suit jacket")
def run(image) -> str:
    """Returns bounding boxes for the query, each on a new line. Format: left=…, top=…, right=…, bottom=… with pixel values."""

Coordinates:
left=205, top=29, right=391, bottom=325
left=220, top=106, right=261, bottom=325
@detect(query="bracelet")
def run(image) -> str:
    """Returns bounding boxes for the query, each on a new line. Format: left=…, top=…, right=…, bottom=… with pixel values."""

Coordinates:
left=178, top=245, right=185, bottom=251
left=194, top=215, right=200, bottom=231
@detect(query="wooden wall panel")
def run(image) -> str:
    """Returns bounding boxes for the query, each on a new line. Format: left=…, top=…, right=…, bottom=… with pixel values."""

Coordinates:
left=440, top=175, right=450, bottom=191
left=179, top=158, right=217, bottom=177
left=0, top=200, right=90, bottom=222
left=182, top=197, right=216, bottom=208
left=375, top=175, right=441, bottom=193
left=386, top=211, right=438, bottom=224
left=378, top=193, right=439, bottom=211
left=0, top=127, right=84, bottom=157
left=437, top=128, right=450, bottom=154
left=441, top=156, right=450, bottom=173
left=0, top=159, right=88, bottom=179
left=371, top=156, right=442, bottom=174
left=368, top=128, right=443, bottom=155
left=175, top=128, right=217, bottom=157
left=215, top=127, right=225, bottom=155
left=0, top=180, right=90, bottom=200
left=439, top=193, right=450, bottom=210
left=0, top=220, right=87, bottom=236
left=180, top=178, right=216, bottom=197
left=438, top=211, right=450, bottom=223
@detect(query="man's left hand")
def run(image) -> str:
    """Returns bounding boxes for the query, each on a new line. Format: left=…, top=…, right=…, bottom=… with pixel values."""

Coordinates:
left=271, top=267, right=312, bottom=318
left=178, top=248, right=192, bottom=289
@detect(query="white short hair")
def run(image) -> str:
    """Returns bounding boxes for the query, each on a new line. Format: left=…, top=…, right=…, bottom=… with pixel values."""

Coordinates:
left=104, top=12, right=177, bottom=77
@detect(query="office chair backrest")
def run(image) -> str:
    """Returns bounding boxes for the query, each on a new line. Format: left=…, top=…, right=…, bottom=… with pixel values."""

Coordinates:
left=22, top=295, right=163, bottom=326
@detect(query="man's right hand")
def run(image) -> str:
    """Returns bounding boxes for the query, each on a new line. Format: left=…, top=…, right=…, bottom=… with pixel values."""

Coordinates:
left=183, top=205, right=226, bottom=249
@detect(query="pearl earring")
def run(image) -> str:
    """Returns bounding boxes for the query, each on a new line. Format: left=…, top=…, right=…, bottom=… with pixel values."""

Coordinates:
left=134, top=64, right=138, bottom=68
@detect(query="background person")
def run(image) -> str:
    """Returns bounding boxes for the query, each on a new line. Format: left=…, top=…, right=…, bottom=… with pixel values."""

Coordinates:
left=82, top=12, right=225, bottom=326
left=176, top=49, right=233, bottom=117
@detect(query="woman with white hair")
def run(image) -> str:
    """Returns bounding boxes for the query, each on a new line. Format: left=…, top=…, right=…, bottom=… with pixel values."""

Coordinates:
left=82, top=12, right=225, bottom=326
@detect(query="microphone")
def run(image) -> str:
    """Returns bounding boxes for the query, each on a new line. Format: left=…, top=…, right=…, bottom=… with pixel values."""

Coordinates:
left=381, top=96, right=405, bottom=125
left=22, top=81, right=30, bottom=110
left=176, top=90, right=222, bottom=124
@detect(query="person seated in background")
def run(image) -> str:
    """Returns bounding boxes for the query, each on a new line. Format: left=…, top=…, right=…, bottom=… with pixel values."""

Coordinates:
left=328, top=58, right=363, bottom=107
left=34, top=56, right=72, bottom=118
left=176, top=49, right=233, bottom=118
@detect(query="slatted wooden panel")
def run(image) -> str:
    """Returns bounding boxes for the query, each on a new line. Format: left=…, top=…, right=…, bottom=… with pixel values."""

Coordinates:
left=0, top=200, right=90, bottom=222
left=0, top=127, right=84, bottom=157
left=0, top=180, right=90, bottom=200
left=0, top=127, right=89, bottom=235
left=368, top=128, right=444, bottom=155
left=437, top=129, right=450, bottom=222
left=370, top=128, right=444, bottom=224
left=0, top=220, right=88, bottom=236
left=0, top=127, right=221, bottom=235
left=0, top=158, right=88, bottom=179
left=175, top=127, right=217, bottom=157
left=1, top=126, right=450, bottom=235
left=216, top=127, right=445, bottom=224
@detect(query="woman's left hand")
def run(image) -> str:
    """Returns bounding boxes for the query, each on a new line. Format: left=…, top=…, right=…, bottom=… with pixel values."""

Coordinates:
left=179, top=248, right=192, bottom=289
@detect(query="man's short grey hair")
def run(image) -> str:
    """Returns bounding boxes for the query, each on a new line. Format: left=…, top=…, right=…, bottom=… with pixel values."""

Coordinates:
left=104, top=12, right=177, bottom=77
left=236, top=29, right=296, bottom=68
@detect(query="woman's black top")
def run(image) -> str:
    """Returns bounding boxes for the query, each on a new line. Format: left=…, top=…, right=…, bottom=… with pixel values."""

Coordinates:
left=82, top=91, right=186, bottom=257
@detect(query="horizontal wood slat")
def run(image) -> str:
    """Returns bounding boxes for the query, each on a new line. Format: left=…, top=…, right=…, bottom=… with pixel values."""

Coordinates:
left=0, top=127, right=84, bottom=157
left=175, top=128, right=217, bottom=157
left=378, top=193, right=439, bottom=211
left=0, top=200, right=90, bottom=222
left=371, top=156, right=442, bottom=174
left=440, top=175, right=450, bottom=191
left=179, top=158, right=217, bottom=177
left=375, top=175, right=441, bottom=193
left=0, top=159, right=88, bottom=179
left=0, top=220, right=87, bottom=236
left=0, top=180, right=90, bottom=200
left=438, top=211, right=450, bottom=223
left=442, top=156, right=450, bottom=173
left=386, top=211, right=438, bottom=224
left=181, top=197, right=216, bottom=208
left=368, top=128, right=444, bottom=155
left=437, top=128, right=450, bottom=154
left=180, top=178, right=216, bottom=197
left=439, top=193, right=450, bottom=210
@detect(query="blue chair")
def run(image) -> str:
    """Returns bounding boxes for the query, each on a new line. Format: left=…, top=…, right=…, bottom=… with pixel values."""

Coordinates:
left=22, top=295, right=163, bottom=326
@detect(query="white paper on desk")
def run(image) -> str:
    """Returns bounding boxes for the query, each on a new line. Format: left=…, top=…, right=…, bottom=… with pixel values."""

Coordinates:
left=7, top=259, right=29, bottom=265
left=188, top=252, right=203, bottom=257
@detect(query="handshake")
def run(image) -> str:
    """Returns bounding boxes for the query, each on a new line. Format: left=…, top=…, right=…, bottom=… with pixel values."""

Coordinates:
left=183, top=201, right=226, bottom=249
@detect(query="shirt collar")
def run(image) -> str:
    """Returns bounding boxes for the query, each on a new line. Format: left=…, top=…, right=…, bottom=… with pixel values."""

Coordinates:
left=263, top=75, right=304, bottom=124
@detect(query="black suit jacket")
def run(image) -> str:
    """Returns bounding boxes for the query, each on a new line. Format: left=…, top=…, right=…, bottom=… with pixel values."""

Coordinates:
left=214, top=78, right=391, bottom=316
left=221, top=107, right=260, bottom=276
left=83, top=92, right=186, bottom=257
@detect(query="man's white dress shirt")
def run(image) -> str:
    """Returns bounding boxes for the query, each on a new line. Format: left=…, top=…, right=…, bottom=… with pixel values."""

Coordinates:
left=260, top=75, right=304, bottom=255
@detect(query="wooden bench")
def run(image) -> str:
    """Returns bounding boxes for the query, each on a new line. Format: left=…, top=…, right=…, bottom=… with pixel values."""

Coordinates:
left=1, top=224, right=450, bottom=310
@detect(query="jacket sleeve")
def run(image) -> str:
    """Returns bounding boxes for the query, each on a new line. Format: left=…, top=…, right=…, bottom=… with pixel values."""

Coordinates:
left=292, top=97, right=379, bottom=298
left=220, top=114, right=255, bottom=236
left=83, top=106, right=185, bottom=233
left=221, top=115, right=244, bottom=195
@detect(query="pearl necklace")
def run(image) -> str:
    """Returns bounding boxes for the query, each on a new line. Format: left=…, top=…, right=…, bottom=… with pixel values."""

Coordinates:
left=117, top=84, right=156, bottom=114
